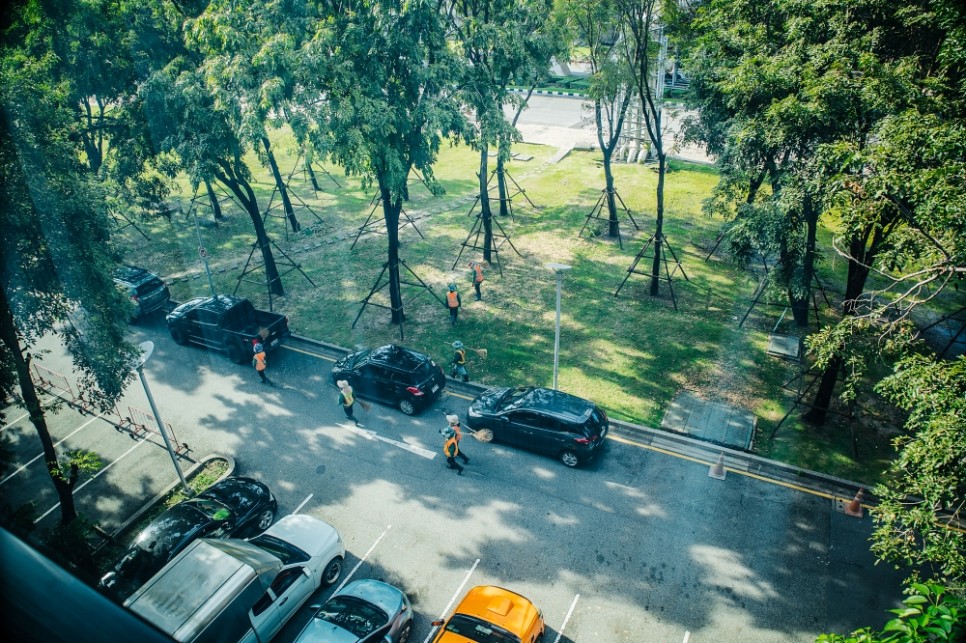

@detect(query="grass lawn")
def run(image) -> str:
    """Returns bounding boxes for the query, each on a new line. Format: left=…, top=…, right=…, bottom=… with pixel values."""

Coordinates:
left=115, top=126, right=900, bottom=485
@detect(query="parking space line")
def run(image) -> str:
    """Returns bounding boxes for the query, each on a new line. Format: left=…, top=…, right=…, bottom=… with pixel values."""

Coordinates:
left=281, top=344, right=336, bottom=361
left=552, top=593, right=579, bottom=643
left=334, top=524, right=391, bottom=594
left=423, top=558, right=481, bottom=643
left=2, top=411, right=29, bottom=431
left=683, top=631, right=691, bottom=642
left=292, top=494, right=313, bottom=515
left=0, top=411, right=105, bottom=487
left=33, top=437, right=149, bottom=524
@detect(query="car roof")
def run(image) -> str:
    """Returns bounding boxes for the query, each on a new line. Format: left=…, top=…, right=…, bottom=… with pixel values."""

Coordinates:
left=448, top=585, right=539, bottom=638
left=502, top=387, right=594, bottom=422
left=337, top=579, right=405, bottom=619
left=113, top=265, right=160, bottom=287
left=366, top=344, right=430, bottom=371
left=196, top=294, right=245, bottom=313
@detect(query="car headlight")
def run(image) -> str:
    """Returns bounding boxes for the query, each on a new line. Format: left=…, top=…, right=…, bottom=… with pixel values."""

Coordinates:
left=468, top=406, right=481, bottom=418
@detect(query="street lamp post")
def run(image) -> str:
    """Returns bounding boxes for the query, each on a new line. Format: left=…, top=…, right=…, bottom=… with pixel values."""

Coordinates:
left=546, top=263, right=572, bottom=390
left=136, top=342, right=190, bottom=493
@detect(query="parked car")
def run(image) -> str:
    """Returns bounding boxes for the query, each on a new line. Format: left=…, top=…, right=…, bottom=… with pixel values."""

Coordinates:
left=431, top=585, right=544, bottom=643
left=294, top=579, right=413, bottom=643
left=331, top=344, right=446, bottom=415
left=166, top=295, right=290, bottom=363
left=99, top=477, right=277, bottom=600
left=113, top=265, right=170, bottom=321
left=125, top=514, right=344, bottom=643
left=464, top=386, right=608, bottom=467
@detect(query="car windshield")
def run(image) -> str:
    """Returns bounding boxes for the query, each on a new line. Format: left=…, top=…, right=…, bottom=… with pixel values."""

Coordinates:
left=135, top=278, right=163, bottom=295
left=496, top=387, right=534, bottom=411
left=247, top=533, right=309, bottom=564
left=186, top=497, right=234, bottom=522
left=316, top=596, right=388, bottom=638
left=442, top=614, right=521, bottom=643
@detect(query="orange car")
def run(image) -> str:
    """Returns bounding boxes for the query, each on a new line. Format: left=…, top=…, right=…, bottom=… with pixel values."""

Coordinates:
left=431, top=585, right=545, bottom=643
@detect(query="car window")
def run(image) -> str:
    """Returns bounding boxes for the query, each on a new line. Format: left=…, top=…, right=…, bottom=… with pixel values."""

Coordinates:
left=135, top=278, right=164, bottom=295
left=513, top=411, right=552, bottom=429
left=442, top=614, right=522, bottom=643
left=186, top=498, right=234, bottom=522
left=270, top=567, right=304, bottom=595
left=252, top=591, right=274, bottom=616
left=316, top=596, right=388, bottom=639
left=247, top=534, right=310, bottom=564
left=363, top=364, right=392, bottom=380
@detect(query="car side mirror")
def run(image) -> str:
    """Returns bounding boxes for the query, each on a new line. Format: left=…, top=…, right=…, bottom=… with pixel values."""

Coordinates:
left=431, top=619, right=444, bottom=627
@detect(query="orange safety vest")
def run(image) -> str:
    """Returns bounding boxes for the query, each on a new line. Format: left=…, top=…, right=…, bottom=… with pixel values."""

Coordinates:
left=340, top=387, right=354, bottom=406
left=446, top=290, right=459, bottom=308
left=472, top=264, right=485, bottom=283
left=455, top=349, right=466, bottom=365
left=254, top=351, right=267, bottom=372
left=443, top=436, right=460, bottom=457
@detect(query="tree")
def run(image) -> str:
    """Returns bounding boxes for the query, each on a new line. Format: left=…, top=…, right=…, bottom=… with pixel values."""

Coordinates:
left=562, top=0, right=633, bottom=238
left=1, top=9, right=137, bottom=524
left=447, top=0, right=559, bottom=261
left=306, top=0, right=464, bottom=324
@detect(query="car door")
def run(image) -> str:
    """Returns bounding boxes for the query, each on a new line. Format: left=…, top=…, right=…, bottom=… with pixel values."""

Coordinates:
left=248, top=566, right=314, bottom=641
left=354, top=363, right=383, bottom=400
left=511, top=411, right=560, bottom=454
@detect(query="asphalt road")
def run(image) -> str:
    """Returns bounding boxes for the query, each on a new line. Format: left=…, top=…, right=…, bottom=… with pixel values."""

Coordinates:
left=1, top=318, right=905, bottom=642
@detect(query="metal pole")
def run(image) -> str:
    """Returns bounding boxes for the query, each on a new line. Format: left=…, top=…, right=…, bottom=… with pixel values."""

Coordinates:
left=192, top=206, right=217, bottom=297
left=553, top=271, right=562, bottom=390
left=137, top=367, right=190, bottom=493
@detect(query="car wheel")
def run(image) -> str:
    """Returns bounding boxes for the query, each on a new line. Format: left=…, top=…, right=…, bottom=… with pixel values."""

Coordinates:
left=474, top=428, right=494, bottom=443
left=255, top=508, right=275, bottom=532
left=322, top=556, right=343, bottom=586
left=397, top=622, right=412, bottom=643
left=226, top=343, right=245, bottom=364
left=560, top=450, right=580, bottom=468
left=398, top=398, right=416, bottom=415
left=170, top=328, right=188, bottom=345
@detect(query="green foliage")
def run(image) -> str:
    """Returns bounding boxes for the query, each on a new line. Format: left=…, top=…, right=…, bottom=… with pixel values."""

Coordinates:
left=817, top=583, right=965, bottom=642
left=49, top=450, right=102, bottom=484
left=870, top=355, right=966, bottom=588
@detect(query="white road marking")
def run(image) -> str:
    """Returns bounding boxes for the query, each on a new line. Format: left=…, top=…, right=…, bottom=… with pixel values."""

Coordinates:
left=33, top=437, right=149, bottom=524
left=683, top=631, right=691, bottom=643
left=1, top=411, right=29, bottom=431
left=341, top=423, right=436, bottom=459
left=334, top=525, right=391, bottom=594
left=423, top=558, right=481, bottom=643
left=1, top=411, right=106, bottom=487
left=552, top=593, right=580, bottom=643
left=292, top=494, right=313, bottom=515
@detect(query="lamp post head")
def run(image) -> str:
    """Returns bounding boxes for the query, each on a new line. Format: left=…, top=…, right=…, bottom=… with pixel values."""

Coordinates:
left=546, top=262, right=572, bottom=274
left=137, top=341, right=155, bottom=368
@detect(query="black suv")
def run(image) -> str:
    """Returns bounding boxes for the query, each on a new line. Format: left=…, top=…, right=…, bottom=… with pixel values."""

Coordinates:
left=464, top=386, right=608, bottom=467
left=331, top=345, right=446, bottom=415
left=113, top=265, right=170, bottom=321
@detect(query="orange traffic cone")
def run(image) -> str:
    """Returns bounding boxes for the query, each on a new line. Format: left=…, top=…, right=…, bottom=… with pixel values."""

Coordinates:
left=708, top=453, right=726, bottom=480
left=844, top=489, right=864, bottom=517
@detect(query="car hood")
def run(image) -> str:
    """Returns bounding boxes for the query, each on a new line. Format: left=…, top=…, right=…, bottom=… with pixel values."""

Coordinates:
left=338, top=579, right=406, bottom=619
left=470, top=387, right=511, bottom=413
left=261, top=514, right=342, bottom=559
left=199, top=477, right=270, bottom=513
left=295, top=619, right=361, bottom=643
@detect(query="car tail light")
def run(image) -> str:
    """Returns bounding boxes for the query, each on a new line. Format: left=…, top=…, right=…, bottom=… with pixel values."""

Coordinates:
left=574, top=436, right=591, bottom=444
left=406, top=386, right=425, bottom=397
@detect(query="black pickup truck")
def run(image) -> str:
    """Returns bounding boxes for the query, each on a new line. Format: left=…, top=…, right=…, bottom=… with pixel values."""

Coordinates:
left=166, top=295, right=290, bottom=364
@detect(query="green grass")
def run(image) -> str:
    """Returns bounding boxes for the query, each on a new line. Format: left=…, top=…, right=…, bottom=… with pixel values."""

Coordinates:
left=115, top=127, right=900, bottom=485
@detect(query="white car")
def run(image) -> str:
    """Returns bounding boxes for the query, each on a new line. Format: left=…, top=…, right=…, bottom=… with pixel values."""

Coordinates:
left=243, top=514, right=346, bottom=639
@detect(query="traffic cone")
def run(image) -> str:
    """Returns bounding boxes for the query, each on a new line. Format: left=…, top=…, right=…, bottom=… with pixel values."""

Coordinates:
left=844, top=489, right=864, bottom=517
left=708, top=453, right=726, bottom=480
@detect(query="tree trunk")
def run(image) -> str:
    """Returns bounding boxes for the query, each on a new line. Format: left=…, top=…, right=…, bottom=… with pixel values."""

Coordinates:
left=303, top=147, right=322, bottom=192
left=478, top=144, right=494, bottom=263
left=603, top=146, right=618, bottom=237
left=790, top=194, right=819, bottom=327
left=262, top=137, right=300, bottom=233
left=803, top=354, right=841, bottom=424
left=0, top=286, right=77, bottom=524
left=213, top=163, right=284, bottom=296
left=382, top=185, right=405, bottom=324
left=495, top=152, right=509, bottom=218
left=204, top=177, right=224, bottom=221
left=843, top=236, right=872, bottom=316
left=650, top=152, right=666, bottom=296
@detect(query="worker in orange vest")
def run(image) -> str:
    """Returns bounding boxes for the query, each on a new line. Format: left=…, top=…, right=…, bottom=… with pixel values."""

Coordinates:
left=468, top=261, right=485, bottom=301
left=252, top=342, right=270, bottom=384
left=450, top=341, right=469, bottom=382
left=445, top=283, right=461, bottom=326
left=442, top=427, right=465, bottom=475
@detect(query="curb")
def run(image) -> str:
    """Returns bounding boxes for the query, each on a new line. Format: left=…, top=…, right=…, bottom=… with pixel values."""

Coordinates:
left=287, top=335, right=871, bottom=502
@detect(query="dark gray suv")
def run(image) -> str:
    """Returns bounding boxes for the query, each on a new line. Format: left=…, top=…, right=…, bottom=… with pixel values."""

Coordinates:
left=331, top=344, right=446, bottom=415
left=465, top=386, right=608, bottom=467
left=113, top=265, right=170, bottom=321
